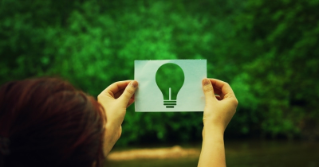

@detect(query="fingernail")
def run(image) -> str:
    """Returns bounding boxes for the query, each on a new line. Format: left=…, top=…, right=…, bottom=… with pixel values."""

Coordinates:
left=131, top=80, right=138, bottom=88
left=202, top=78, right=209, bottom=85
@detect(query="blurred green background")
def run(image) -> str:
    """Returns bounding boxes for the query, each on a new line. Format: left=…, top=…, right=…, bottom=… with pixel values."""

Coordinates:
left=0, top=0, right=318, bottom=148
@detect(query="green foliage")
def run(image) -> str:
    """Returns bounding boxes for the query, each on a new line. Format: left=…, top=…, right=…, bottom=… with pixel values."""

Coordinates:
left=232, top=0, right=319, bottom=139
left=0, top=0, right=318, bottom=145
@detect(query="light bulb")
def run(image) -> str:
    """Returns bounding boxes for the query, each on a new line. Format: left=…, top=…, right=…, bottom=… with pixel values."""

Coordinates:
left=155, top=63, right=184, bottom=108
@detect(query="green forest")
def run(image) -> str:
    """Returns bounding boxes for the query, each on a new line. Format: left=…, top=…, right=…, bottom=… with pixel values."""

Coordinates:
left=0, top=0, right=318, bottom=146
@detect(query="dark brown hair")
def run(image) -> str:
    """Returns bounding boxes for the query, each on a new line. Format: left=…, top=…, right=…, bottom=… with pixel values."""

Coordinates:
left=0, top=78, right=106, bottom=167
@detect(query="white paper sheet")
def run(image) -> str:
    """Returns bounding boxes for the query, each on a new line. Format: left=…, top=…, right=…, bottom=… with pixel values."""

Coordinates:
left=134, top=60, right=206, bottom=112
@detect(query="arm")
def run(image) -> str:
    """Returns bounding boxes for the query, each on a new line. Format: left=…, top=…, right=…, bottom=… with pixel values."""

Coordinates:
left=97, top=80, right=138, bottom=156
left=198, top=78, right=238, bottom=167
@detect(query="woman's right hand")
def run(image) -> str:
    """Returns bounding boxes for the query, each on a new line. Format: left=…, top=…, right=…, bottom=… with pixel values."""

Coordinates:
left=198, top=78, right=238, bottom=167
left=201, top=78, right=238, bottom=136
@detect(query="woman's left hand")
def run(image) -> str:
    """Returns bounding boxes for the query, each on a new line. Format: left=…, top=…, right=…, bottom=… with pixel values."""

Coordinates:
left=98, top=80, right=138, bottom=154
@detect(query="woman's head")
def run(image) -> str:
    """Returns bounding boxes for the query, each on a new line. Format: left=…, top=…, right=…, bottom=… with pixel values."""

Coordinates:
left=0, top=78, right=106, bottom=167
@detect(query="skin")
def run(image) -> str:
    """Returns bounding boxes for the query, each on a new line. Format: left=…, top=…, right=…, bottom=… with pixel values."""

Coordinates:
left=97, top=78, right=238, bottom=166
left=97, top=80, right=138, bottom=156
left=198, top=78, right=238, bottom=167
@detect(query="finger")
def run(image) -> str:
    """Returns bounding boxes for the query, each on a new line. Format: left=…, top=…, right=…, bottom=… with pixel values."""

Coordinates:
left=208, top=78, right=236, bottom=99
left=215, top=95, right=222, bottom=100
left=100, top=80, right=132, bottom=98
left=127, top=98, right=135, bottom=107
left=202, top=78, right=217, bottom=103
left=119, top=80, right=138, bottom=105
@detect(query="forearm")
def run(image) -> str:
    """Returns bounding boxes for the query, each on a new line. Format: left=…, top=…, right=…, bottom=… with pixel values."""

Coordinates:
left=103, top=124, right=120, bottom=157
left=198, top=128, right=226, bottom=167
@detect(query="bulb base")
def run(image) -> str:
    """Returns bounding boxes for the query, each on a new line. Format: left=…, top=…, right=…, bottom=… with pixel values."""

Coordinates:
left=164, top=100, right=176, bottom=108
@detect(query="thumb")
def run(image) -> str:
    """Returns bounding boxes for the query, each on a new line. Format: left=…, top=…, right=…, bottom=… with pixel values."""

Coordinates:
left=202, top=78, right=217, bottom=104
left=119, top=80, right=138, bottom=105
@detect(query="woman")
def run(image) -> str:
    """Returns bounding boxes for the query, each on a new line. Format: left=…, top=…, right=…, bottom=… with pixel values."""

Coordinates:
left=0, top=77, right=237, bottom=167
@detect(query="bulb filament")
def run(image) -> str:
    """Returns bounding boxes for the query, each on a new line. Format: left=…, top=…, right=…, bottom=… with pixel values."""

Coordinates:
left=164, top=87, right=176, bottom=108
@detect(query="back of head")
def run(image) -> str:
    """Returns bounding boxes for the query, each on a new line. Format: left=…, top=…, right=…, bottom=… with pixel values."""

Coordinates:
left=0, top=78, right=106, bottom=167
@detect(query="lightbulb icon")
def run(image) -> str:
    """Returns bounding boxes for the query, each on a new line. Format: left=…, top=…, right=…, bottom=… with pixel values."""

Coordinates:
left=155, top=63, right=185, bottom=108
